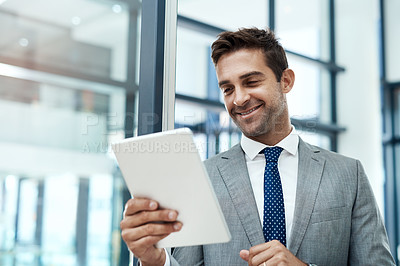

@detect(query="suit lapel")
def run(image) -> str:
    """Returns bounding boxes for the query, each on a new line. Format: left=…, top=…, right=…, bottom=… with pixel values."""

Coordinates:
left=288, top=138, right=325, bottom=255
left=217, top=144, right=265, bottom=246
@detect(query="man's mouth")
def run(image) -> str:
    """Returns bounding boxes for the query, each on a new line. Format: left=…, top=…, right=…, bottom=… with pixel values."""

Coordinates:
left=237, top=104, right=262, bottom=116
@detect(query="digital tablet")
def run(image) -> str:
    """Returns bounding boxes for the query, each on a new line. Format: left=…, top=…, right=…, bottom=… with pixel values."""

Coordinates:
left=111, top=128, right=231, bottom=248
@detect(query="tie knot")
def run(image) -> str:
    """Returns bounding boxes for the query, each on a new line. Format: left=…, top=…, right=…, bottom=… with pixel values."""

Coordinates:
left=263, top=146, right=283, bottom=162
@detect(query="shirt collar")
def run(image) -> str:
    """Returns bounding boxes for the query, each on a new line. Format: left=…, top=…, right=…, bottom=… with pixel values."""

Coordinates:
left=240, top=126, right=299, bottom=160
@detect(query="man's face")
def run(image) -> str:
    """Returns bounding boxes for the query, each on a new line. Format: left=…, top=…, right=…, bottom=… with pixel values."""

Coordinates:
left=215, top=49, right=289, bottom=138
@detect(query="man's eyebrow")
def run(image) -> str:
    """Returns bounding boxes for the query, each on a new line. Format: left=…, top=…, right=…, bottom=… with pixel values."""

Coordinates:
left=218, top=71, right=265, bottom=88
left=239, top=71, right=265, bottom=80
left=218, top=80, right=230, bottom=88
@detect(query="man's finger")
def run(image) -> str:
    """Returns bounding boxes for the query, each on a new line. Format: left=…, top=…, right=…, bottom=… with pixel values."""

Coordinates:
left=248, top=242, right=270, bottom=256
left=122, top=222, right=182, bottom=242
left=249, top=240, right=282, bottom=255
left=249, top=241, right=289, bottom=266
left=250, top=249, right=272, bottom=266
left=239, top=249, right=250, bottom=262
left=121, top=209, right=179, bottom=229
left=124, top=198, right=158, bottom=216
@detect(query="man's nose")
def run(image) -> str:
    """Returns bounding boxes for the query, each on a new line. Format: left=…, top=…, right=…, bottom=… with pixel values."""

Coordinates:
left=233, top=88, right=250, bottom=106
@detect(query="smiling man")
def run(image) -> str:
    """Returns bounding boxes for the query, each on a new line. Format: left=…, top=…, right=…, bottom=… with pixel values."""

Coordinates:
left=120, top=28, right=395, bottom=266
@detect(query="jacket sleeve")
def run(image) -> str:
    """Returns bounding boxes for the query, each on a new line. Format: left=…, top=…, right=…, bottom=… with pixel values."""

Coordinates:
left=169, top=245, right=204, bottom=266
left=348, top=160, right=395, bottom=265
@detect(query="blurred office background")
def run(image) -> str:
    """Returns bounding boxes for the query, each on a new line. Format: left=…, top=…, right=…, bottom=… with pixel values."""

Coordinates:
left=0, top=0, right=399, bottom=265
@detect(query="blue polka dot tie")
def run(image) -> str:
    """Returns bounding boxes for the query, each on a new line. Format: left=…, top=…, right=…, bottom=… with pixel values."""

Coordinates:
left=262, top=146, right=286, bottom=246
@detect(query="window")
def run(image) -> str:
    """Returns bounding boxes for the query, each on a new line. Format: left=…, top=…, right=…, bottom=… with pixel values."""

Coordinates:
left=0, top=0, right=141, bottom=265
left=175, top=0, right=343, bottom=155
left=276, top=0, right=330, bottom=60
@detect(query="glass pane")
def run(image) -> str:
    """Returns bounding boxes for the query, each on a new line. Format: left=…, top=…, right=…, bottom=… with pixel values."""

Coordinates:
left=176, top=27, right=215, bottom=99
left=0, top=75, right=123, bottom=151
left=0, top=0, right=140, bottom=264
left=41, top=175, right=79, bottom=264
left=0, top=175, right=18, bottom=254
left=178, top=0, right=269, bottom=31
left=286, top=54, right=331, bottom=123
left=275, top=0, right=330, bottom=60
left=0, top=0, right=129, bottom=82
left=395, top=144, right=400, bottom=214
left=394, top=87, right=400, bottom=137
left=175, top=100, right=239, bottom=160
left=296, top=130, right=331, bottom=150
left=385, top=0, right=400, bottom=81
left=16, top=180, right=38, bottom=245
left=87, top=175, right=113, bottom=266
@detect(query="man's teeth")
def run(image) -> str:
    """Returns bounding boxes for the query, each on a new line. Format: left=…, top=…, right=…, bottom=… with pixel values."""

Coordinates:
left=240, top=106, right=258, bottom=115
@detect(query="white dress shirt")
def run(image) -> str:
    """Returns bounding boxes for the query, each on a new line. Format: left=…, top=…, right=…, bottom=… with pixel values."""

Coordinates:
left=240, top=128, right=299, bottom=244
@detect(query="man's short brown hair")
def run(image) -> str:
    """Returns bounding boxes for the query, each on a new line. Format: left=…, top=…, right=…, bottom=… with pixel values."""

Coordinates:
left=211, top=27, right=288, bottom=82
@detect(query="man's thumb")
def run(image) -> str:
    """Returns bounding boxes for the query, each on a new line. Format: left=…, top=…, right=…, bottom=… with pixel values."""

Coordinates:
left=239, top=250, right=250, bottom=261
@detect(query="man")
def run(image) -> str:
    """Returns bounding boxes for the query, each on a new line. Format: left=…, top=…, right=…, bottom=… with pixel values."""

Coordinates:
left=120, top=28, right=395, bottom=265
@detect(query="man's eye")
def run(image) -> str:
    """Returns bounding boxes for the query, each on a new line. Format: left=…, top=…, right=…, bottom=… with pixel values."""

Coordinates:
left=223, top=88, right=233, bottom=95
left=247, top=80, right=259, bottom=86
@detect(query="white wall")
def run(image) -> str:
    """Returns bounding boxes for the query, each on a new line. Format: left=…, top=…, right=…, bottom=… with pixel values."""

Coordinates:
left=336, top=0, right=385, bottom=212
left=385, top=0, right=400, bottom=81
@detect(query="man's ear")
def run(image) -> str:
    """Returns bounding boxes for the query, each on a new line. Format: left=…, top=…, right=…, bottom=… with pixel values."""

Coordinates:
left=280, top=68, right=295, bottom=94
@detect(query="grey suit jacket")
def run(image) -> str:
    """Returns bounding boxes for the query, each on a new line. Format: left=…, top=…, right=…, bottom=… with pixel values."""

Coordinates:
left=170, top=139, right=395, bottom=265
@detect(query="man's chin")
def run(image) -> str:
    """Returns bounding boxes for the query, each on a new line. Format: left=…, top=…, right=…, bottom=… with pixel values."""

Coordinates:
left=238, top=126, right=268, bottom=138
left=232, top=119, right=269, bottom=136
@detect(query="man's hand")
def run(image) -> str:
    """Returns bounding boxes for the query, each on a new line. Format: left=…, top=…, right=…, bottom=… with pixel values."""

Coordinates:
left=120, top=197, right=182, bottom=266
left=239, top=240, right=307, bottom=266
